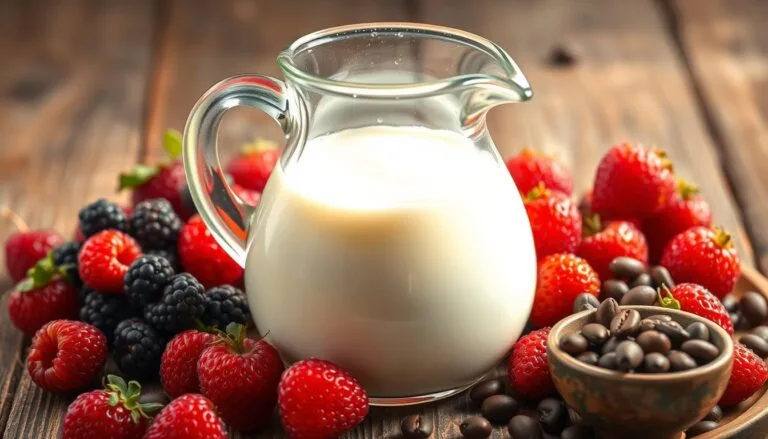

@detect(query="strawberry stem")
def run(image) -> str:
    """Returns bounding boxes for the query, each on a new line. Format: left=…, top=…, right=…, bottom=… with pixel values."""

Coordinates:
left=241, top=139, right=278, bottom=155
left=712, top=226, right=733, bottom=249
left=104, top=375, right=163, bottom=424
left=0, top=207, right=28, bottom=232
left=582, top=214, right=603, bottom=237
left=524, top=182, right=549, bottom=202
left=677, top=179, right=700, bottom=200
left=657, top=285, right=681, bottom=310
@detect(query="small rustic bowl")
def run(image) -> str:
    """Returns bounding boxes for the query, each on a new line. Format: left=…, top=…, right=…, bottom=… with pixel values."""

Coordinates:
left=547, top=305, right=734, bottom=439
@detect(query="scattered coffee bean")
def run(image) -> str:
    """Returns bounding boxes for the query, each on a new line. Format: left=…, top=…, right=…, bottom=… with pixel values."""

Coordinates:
left=686, top=322, right=710, bottom=341
left=560, top=333, right=589, bottom=355
left=598, top=352, right=618, bottom=370
left=401, top=414, right=433, bottom=439
left=573, top=293, right=601, bottom=314
left=643, top=352, right=670, bottom=373
left=508, top=415, right=543, bottom=439
left=646, top=314, right=673, bottom=322
left=469, top=379, right=503, bottom=405
left=729, top=312, right=743, bottom=330
left=610, top=309, right=641, bottom=337
left=686, top=420, right=719, bottom=437
left=629, top=273, right=653, bottom=289
left=577, top=351, right=599, bottom=366
left=668, top=350, right=697, bottom=371
left=636, top=330, right=671, bottom=355
left=681, top=340, right=720, bottom=364
left=740, top=334, right=768, bottom=359
left=620, top=286, right=656, bottom=306
left=481, top=394, right=519, bottom=424
left=741, top=291, right=768, bottom=326
left=615, top=341, right=643, bottom=371
left=608, top=257, right=646, bottom=280
left=537, top=398, right=568, bottom=434
left=703, top=405, right=722, bottom=423
left=650, top=266, right=674, bottom=289
left=596, top=298, right=620, bottom=327
left=656, top=321, right=691, bottom=345
left=638, top=318, right=660, bottom=332
left=460, top=416, right=492, bottom=439
left=752, top=326, right=768, bottom=341
left=601, top=280, right=629, bottom=302
left=561, top=425, right=593, bottom=439
left=601, top=336, right=620, bottom=355
left=722, top=294, right=739, bottom=313
left=582, top=323, right=610, bottom=345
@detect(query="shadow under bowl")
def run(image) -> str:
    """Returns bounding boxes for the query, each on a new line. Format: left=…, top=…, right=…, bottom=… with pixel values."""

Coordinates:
left=547, top=305, right=734, bottom=439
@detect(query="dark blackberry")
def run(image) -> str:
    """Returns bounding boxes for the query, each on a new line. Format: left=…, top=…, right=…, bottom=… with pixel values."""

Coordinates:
left=79, top=290, right=136, bottom=342
left=78, top=198, right=128, bottom=238
left=202, top=285, right=251, bottom=329
left=144, top=273, right=206, bottom=333
left=51, top=241, right=82, bottom=287
left=113, top=318, right=166, bottom=380
left=146, top=249, right=181, bottom=272
left=124, top=255, right=175, bottom=307
left=129, top=198, right=182, bottom=251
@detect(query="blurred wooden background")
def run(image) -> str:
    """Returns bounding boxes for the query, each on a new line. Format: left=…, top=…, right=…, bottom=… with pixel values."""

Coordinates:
left=0, top=0, right=767, bottom=437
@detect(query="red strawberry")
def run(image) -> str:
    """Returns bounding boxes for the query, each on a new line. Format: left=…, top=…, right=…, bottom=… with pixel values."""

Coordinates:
left=62, top=375, right=162, bottom=439
left=508, top=327, right=555, bottom=401
left=530, top=253, right=600, bottom=328
left=27, top=320, right=107, bottom=392
left=3, top=208, right=64, bottom=282
left=278, top=358, right=369, bottom=439
left=505, top=148, right=573, bottom=195
left=523, top=185, right=581, bottom=260
left=577, top=215, right=648, bottom=281
left=232, top=183, right=262, bottom=207
left=226, top=140, right=280, bottom=192
left=144, top=394, right=228, bottom=439
left=79, top=230, right=142, bottom=292
left=660, top=226, right=740, bottom=299
left=719, top=343, right=768, bottom=407
left=643, top=180, right=712, bottom=263
left=160, top=329, right=215, bottom=398
left=660, top=283, right=734, bottom=335
left=591, top=143, right=676, bottom=219
left=178, top=215, right=243, bottom=288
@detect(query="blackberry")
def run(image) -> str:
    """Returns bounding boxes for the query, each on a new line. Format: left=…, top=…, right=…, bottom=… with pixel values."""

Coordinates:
left=129, top=198, right=182, bottom=251
left=79, top=290, right=136, bottom=342
left=78, top=198, right=128, bottom=238
left=202, top=285, right=251, bottom=329
left=144, top=273, right=206, bottom=333
left=124, top=255, right=175, bottom=307
left=147, top=249, right=181, bottom=272
left=51, top=241, right=82, bottom=287
left=113, top=318, right=166, bottom=380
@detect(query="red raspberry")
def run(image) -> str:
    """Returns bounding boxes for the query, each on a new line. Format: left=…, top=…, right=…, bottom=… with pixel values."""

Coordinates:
left=8, top=276, right=79, bottom=337
left=660, top=226, right=740, bottom=299
left=505, top=148, right=573, bottom=195
left=719, top=343, right=768, bottom=407
left=197, top=325, right=283, bottom=432
left=3, top=208, right=64, bottom=282
left=523, top=185, right=581, bottom=260
left=591, top=143, right=676, bottom=219
left=509, top=327, right=555, bottom=401
left=278, top=359, right=369, bottom=439
left=661, top=283, right=734, bottom=335
left=577, top=216, right=648, bottom=280
left=79, top=230, right=142, bottom=292
left=226, top=140, right=280, bottom=192
left=144, top=394, right=228, bottom=439
left=26, top=320, right=107, bottom=392
left=530, top=253, right=600, bottom=328
left=160, top=329, right=215, bottom=398
left=178, top=215, right=243, bottom=288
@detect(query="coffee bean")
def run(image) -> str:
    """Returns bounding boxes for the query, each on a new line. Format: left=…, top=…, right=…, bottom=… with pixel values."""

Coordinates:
left=615, top=341, right=643, bottom=371
left=401, top=414, right=433, bottom=439
left=573, top=293, right=601, bottom=314
left=629, top=273, right=653, bottom=288
left=582, top=323, right=610, bottom=345
left=460, top=416, right=492, bottom=439
left=610, top=309, right=641, bottom=337
left=537, top=398, right=568, bottom=434
left=686, top=322, right=710, bottom=342
left=620, top=286, right=657, bottom=306
left=740, top=334, right=768, bottom=359
left=596, top=298, right=620, bottom=327
left=752, top=326, right=768, bottom=341
left=637, top=330, right=671, bottom=355
left=601, top=336, right=619, bottom=355
left=643, top=352, right=670, bottom=373
left=598, top=352, right=618, bottom=369
left=650, top=266, right=675, bottom=289
left=560, top=333, right=589, bottom=355
left=668, top=350, right=697, bottom=371
left=469, top=379, right=503, bottom=405
left=646, top=314, right=673, bottom=322
left=608, top=257, right=646, bottom=279
left=601, top=280, right=629, bottom=302
left=577, top=351, right=600, bottom=365
left=681, top=340, right=720, bottom=364
left=722, top=294, right=739, bottom=313
left=639, top=318, right=660, bottom=332
left=481, top=394, right=519, bottom=424
left=508, top=415, right=543, bottom=439
left=561, top=425, right=593, bottom=439
left=656, top=321, right=691, bottom=345
left=741, top=291, right=768, bottom=326
left=730, top=312, right=744, bottom=330
left=686, top=420, right=719, bottom=437
left=703, top=405, right=722, bottom=423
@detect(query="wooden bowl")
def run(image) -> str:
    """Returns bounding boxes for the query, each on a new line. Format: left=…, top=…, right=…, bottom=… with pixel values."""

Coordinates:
left=547, top=306, right=734, bottom=439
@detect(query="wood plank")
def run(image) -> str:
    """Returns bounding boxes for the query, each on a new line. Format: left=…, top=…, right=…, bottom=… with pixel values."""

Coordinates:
left=0, top=0, right=156, bottom=436
left=668, top=0, right=768, bottom=273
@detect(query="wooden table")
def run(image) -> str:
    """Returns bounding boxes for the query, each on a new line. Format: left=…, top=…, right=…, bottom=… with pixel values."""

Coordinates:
left=1, top=0, right=767, bottom=437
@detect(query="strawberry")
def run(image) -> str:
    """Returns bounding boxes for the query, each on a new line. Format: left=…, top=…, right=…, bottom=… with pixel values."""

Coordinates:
left=643, top=180, right=712, bottom=263
left=144, top=394, right=228, bottom=439
left=27, top=320, right=108, bottom=392
left=523, top=185, right=581, bottom=260
left=197, top=324, right=283, bottom=432
left=505, top=148, right=573, bottom=195
left=719, top=343, right=768, bottom=407
left=226, top=140, right=280, bottom=192
left=530, top=253, right=600, bottom=328
left=278, top=358, right=369, bottom=439
left=508, top=327, right=555, bottom=401
left=591, top=143, right=676, bottom=219
left=79, top=230, right=142, bottom=292
left=62, top=375, right=162, bottom=439
left=2, top=207, right=64, bottom=282
left=659, top=283, right=734, bottom=335
left=577, top=215, right=648, bottom=281
left=232, top=183, right=262, bottom=207
left=660, top=226, right=740, bottom=299
left=119, top=130, right=193, bottom=220
left=160, top=329, right=215, bottom=398
left=178, top=215, right=243, bottom=288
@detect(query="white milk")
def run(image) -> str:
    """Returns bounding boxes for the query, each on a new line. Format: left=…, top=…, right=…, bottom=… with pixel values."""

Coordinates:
left=245, top=125, right=536, bottom=397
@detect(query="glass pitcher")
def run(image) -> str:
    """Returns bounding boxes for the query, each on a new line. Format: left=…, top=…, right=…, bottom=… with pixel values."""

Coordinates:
left=183, top=23, right=536, bottom=406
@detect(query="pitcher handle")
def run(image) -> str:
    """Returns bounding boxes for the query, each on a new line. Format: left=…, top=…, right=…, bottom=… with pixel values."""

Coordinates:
left=182, top=74, right=307, bottom=267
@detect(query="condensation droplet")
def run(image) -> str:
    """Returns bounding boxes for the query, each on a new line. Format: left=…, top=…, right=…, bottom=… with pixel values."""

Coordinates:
left=397, top=32, right=404, bottom=38
left=371, top=32, right=378, bottom=38
left=352, top=94, right=358, bottom=98
left=394, top=57, right=402, bottom=65
left=376, top=117, right=383, bottom=124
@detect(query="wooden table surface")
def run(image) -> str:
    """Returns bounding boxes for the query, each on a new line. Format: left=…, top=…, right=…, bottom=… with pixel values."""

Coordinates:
left=1, top=0, right=768, bottom=437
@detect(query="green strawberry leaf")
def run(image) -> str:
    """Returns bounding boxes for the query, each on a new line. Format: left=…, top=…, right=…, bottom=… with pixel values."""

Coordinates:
left=17, top=254, right=61, bottom=292
left=118, top=164, right=159, bottom=191
left=657, top=286, right=681, bottom=310
left=163, top=129, right=183, bottom=159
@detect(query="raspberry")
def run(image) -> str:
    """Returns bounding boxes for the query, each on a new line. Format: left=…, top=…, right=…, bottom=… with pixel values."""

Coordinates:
left=79, top=290, right=137, bottom=343
left=509, top=327, right=556, bottom=401
left=144, top=394, right=228, bottom=439
left=123, top=254, right=175, bottom=307
left=202, top=285, right=251, bottom=329
left=178, top=215, right=243, bottom=288
left=79, top=230, right=142, bottom=292
left=129, top=198, right=182, bottom=251
left=113, top=318, right=166, bottom=379
left=143, top=273, right=206, bottom=333
left=78, top=199, right=129, bottom=238
left=52, top=241, right=83, bottom=287
left=26, top=320, right=108, bottom=392
left=160, top=330, right=215, bottom=398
